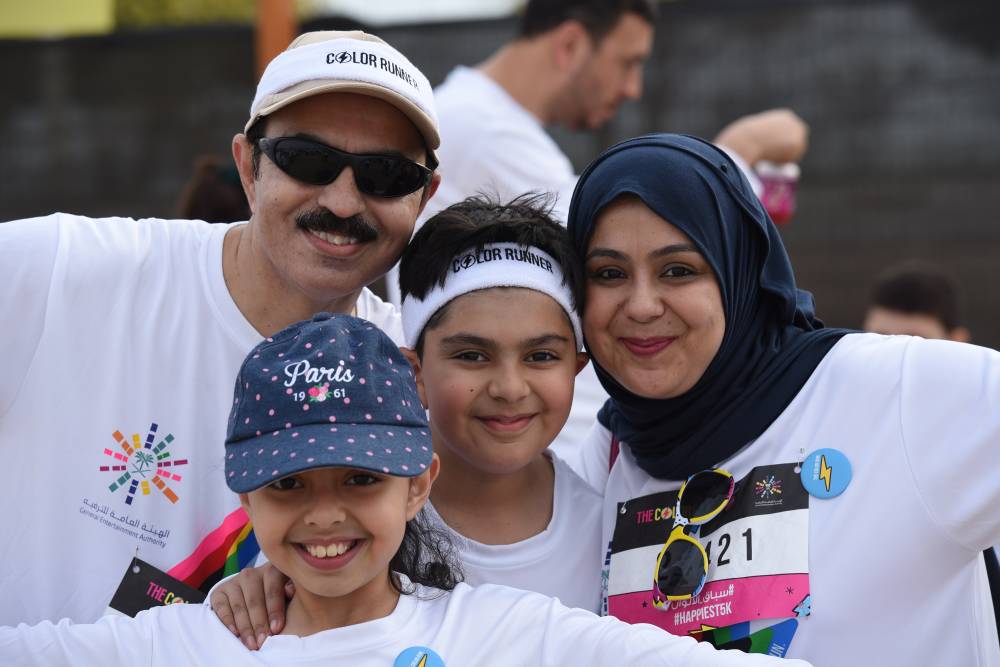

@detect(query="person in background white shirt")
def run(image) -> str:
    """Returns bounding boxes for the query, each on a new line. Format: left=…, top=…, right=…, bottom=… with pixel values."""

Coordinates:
left=385, top=0, right=810, bottom=461
left=0, top=314, right=813, bottom=667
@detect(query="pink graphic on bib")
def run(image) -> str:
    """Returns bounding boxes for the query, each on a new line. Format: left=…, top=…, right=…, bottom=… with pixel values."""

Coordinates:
left=609, top=573, right=808, bottom=635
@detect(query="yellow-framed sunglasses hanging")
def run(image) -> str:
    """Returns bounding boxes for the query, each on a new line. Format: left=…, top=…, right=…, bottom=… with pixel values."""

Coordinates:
left=652, top=468, right=735, bottom=606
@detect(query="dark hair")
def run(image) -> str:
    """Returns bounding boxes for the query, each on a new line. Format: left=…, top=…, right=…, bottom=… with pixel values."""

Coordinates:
left=398, top=193, right=584, bottom=355
left=869, top=261, right=962, bottom=330
left=246, top=118, right=267, bottom=180
left=175, top=155, right=251, bottom=223
left=520, top=0, right=657, bottom=42
left=389, top=509, right=463, bottom=594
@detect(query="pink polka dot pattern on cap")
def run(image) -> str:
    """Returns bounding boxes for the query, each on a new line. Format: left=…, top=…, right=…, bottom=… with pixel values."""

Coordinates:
left=224, top=312, right=433, bottom=493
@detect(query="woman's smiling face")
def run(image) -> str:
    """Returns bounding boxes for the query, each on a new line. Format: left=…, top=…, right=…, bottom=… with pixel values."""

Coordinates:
left=582, top=195, right=725, bottom=400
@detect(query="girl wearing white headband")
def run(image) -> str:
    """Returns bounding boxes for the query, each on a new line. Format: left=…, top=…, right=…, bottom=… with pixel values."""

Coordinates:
left=396, top=194, right=602, bottom=610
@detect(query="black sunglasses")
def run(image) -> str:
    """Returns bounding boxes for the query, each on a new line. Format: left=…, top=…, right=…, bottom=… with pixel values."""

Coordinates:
left=257, top=136, right=433, bottom=198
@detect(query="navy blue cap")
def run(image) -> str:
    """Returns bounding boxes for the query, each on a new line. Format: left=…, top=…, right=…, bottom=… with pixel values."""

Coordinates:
left=225, top=313, right=432, bottom=493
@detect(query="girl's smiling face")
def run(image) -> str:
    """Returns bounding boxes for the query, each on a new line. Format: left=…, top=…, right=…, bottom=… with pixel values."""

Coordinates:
left=240, top=460, right=436, bottom=624
left=407, top=288, right=588, bottom=476
left=583, top=196, right=725, bottom=400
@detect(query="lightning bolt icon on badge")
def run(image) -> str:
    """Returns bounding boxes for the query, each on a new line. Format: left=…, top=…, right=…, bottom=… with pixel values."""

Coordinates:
left=801, top=448, right=852, bottom=499
left=819, top=455, right=833, bottom=492
left=394, top=647, right=445, bottom=667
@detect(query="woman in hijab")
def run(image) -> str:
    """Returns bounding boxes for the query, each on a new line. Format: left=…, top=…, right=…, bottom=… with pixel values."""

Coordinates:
left=568, top=134, right=1000, bottom=666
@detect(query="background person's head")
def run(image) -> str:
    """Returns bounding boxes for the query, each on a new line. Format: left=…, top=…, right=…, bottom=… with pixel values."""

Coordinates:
left=863, top=261, right=970, bottom=342
left=175, top=155, right=251, bottom=223
left=398, top=195, right=588, bottom=475
left=226, top=314, right=459, bottom=606
left=520, top=0, right=656, bottom=129
left=231, top=30, right=441, bottom=310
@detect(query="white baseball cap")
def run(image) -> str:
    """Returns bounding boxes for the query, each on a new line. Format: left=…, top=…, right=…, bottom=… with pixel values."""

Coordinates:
left=246, top=30, right=439, bottom=150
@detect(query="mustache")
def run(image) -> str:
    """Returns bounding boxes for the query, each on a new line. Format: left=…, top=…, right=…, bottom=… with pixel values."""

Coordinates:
left=295, top=210, right=379, bottom=242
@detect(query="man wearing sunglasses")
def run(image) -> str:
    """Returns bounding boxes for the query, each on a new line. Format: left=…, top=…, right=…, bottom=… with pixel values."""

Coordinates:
left=0, top=30, right=438, bottom=626
left=227, top=31, right=440, bottom=339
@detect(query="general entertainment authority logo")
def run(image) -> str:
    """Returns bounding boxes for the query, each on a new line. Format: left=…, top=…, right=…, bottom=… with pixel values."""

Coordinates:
left=753, top=474, right=784, bottom=507
left=100, top=422, right=187, bottom=506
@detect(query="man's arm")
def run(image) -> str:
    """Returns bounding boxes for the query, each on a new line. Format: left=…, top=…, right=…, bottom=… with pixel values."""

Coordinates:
left=713, top=108, right=809, bottom=167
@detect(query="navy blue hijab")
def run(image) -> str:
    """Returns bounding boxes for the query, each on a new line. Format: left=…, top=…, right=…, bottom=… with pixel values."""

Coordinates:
left=567, top=134, right=848, bottom=481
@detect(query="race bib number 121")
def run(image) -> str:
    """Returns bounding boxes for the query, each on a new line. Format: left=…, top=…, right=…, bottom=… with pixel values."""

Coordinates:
left=607, top=463, right=810, bottom=641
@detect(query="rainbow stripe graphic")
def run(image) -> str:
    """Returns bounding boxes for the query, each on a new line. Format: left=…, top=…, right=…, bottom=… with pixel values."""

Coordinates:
left=101, top=422, right=186, bottom=505
left=168, top=506, right=260, bottom=593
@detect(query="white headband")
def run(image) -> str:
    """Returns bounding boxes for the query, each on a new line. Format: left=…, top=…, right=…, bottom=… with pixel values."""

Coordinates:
left=401, top=243, right=583, bottom=350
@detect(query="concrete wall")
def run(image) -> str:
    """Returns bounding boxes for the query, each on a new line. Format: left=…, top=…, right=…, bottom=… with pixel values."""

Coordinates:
left=2, top=0, right=998, bottom=345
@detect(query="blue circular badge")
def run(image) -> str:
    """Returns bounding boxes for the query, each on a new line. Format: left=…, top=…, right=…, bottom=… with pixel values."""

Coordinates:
left=394, top=646, right=445, bottom=667
left=800, top=448, right=852, bottom=499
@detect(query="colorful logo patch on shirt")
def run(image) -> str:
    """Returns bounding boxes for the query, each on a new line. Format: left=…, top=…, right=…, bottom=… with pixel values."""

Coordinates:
left=100, top=422, right=186, bottom=506
left=754, top=474, right=782, bottom=500
left=394, top=646, right=445, bottom=667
